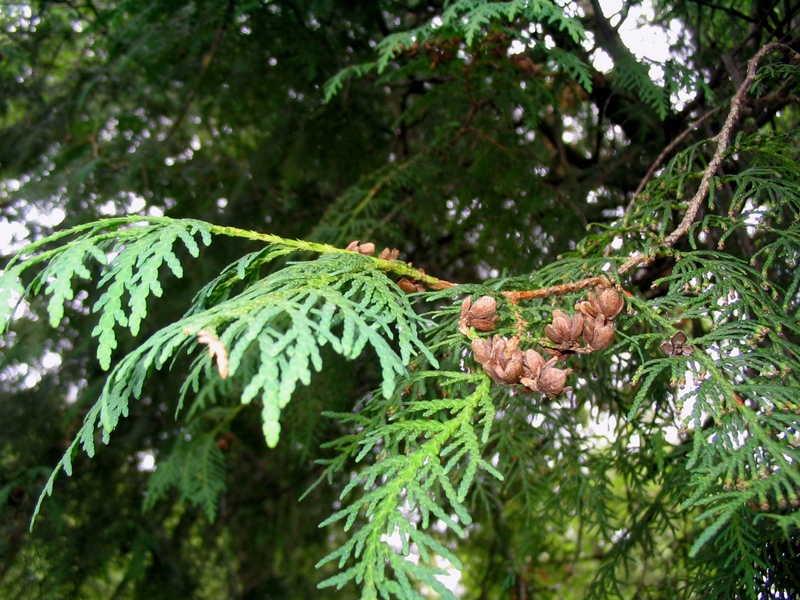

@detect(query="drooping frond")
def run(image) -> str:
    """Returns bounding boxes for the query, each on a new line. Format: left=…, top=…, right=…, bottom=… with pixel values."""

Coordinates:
left=3, top=218, right=437, bottom=524
left=610, top=56, right=670, bottom=121
left=0, top=217, right=212, bottom=369
left=323, top=0, right=588, bottom=102
left=312, top=372, right=500, bottom=599
left=439, top=0, right=585, bottom=46
left=143, top=429, right=228, bottom=522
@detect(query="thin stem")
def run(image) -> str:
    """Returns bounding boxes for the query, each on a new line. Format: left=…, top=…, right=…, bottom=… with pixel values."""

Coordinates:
left=619, top=42, right=796, bottom=275
left=626, top=106, right=720, bottom=211
left=206, top=222, right=459, bottom=289
left=503, top=276, right=612, bottom=304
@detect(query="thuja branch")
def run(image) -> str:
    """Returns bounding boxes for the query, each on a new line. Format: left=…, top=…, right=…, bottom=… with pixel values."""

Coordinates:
left=5, top=217, right=624, bottom=303
left=619, top=42, right=798, bottom=275
left=660, top=43, right=793, bottom=249
left=5, top=216, right=457, bottom=292
left=211, top=223, right=461, bottom=290
left=628, top=107, right=721, bottom=207
left=502, top=276, right=612, bottom=303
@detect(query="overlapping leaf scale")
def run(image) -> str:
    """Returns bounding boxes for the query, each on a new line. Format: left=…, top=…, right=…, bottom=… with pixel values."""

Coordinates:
left=42, top=239, right=109, bottom=326
left=315, top=374, right=499, bottom=599
left=181, top=433, right=227, bottom=521
left=334, top=0, right=585, bottom=99
left=185, top=256, right=434, bottom=445
left=0, top=218, right=213, bottom=367
left=654, top=252, right=800, bottom=340
left=669, top=360, right=800, bottom=557
left=188, top=245, right=295, bottom=312
left=627, top=248, right=800, bottom=561
left=0, top=235, right=108, bottom=334
left=91, top=220, right=212, bottom=368
left=34, top=251, right=437, bottom=519
left=440, top=0, right=585, bottom=46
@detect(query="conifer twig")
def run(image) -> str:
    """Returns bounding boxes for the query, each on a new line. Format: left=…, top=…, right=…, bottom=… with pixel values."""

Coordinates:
left=626, top=106, right=720, bottom=212
left=619, top=42, right=794, bottom=275
left=502, top=276, right=611, bottom=303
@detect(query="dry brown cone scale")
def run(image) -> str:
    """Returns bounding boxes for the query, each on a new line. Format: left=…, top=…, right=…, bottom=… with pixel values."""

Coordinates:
left=459, top=295, right=500, bottom=335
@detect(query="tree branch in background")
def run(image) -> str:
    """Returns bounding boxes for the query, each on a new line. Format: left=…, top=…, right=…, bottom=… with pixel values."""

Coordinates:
left=619, top=42, right=799, bottom=274
left=627, top=107, right=720, bottom=209
left=165, top=0, right=236, bottom=142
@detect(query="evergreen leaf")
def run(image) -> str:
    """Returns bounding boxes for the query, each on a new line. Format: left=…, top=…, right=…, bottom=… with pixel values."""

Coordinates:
left=313, top=373, right=498, bottom=595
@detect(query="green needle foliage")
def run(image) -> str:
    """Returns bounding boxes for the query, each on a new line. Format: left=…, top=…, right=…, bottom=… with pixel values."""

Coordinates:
left=314, top=373, right=497, bottom=598
left=2, top=218, right=438, bottom=526
left=1, top=1, right=800, bottom=599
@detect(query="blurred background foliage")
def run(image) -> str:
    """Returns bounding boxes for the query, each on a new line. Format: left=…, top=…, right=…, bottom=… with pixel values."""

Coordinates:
left=1, top=0, right=799, bottom=598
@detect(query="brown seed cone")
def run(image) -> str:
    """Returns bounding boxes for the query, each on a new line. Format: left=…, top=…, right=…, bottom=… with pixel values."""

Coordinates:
left=470, top=296, right=497, bottom=319
left=471, top=337, right=493, bottom=365
left=535, top=364, right=572, bottom=396
left=378, top=247, right=400, bottom=260
left=586, top=287, right=624, bottom=321
left=357, top=242, right=376, bottom=256
left=592, top=325, right=615, bottom=350
left=582, top=314, right=615, bottom=351
left=522, top=349, right=546, bottom=378
left=459, top=296, right=499, bottom=335
left=345, top=240, right=377, bottom=256
left=491, top=336, right=524, bottom=384
left=472, top=335, right=524, bottom=384
left=397, top=278, right=418, bottom=293
left=545, top=309, right=584, bottom=349
left=520, top=349, right=547, bottom=391
left=575, top=300, right=600, bottom=319
left=541, top=346, right=573, bottom=363
left=469, top=317, right=499, bottom=333
left=492, top=349, right=524, bottom=384
left=597, top=288, right=624, bottom=320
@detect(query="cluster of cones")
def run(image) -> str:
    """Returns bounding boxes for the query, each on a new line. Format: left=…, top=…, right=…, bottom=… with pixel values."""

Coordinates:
left=459, top=288, right=625, bottom=396
left=345, top=240, right=425, bottom=292
left=345, top=240, right=400, bottom=261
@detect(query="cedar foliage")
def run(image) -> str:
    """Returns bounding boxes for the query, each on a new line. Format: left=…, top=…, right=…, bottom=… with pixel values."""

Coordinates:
left=1, top=1, right=800, bottom=598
